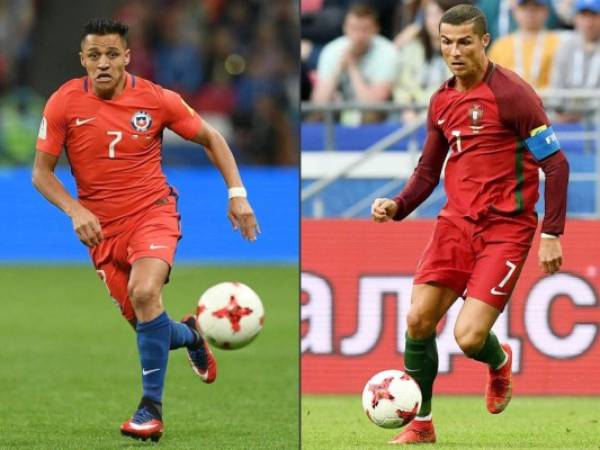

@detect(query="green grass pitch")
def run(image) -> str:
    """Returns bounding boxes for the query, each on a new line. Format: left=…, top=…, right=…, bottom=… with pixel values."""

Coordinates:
left=303, top=395, right=600, bottom=449
left=0, top=265, right=298, bottom=450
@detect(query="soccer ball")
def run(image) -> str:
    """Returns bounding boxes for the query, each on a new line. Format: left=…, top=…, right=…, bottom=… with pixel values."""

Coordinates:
left=362, top=370, right=422, bottom=429
left=196, top=282, right=264, bottom=350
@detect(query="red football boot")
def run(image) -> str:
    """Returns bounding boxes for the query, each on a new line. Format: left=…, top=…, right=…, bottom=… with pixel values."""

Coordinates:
left=388, top=419, right=436, bottom=445
left=182, top=315, right=217, bottom=383
left=486, top=343, right=513, bottom=414
left=120, top=398, right=164, bottom=442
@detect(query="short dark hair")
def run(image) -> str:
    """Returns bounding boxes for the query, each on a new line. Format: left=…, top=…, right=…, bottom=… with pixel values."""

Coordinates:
left=347, top=3, right=379, bottom=23
left=81, top=18, right=129, bottom=46
left=439, top=4, right=488, bottom=36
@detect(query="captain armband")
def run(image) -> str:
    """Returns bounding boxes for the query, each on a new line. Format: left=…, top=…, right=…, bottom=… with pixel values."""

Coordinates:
left=524, top=125, right=561, bottom=161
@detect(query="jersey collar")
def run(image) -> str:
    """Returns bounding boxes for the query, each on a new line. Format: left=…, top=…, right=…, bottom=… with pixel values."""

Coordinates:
left=445, top=61, right=496, bottom=92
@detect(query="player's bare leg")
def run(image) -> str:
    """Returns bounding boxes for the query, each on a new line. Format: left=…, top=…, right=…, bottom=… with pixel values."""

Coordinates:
left=454, top=298, right=512, bottom=414
left=128, top=257, right=169, bottom=322
left=389, top=283, right=459, bottom=445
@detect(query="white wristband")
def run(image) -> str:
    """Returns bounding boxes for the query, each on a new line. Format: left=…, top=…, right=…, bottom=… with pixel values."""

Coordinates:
left=228, top=187, right=247, bottom=199
left=541, top=233, right=558, bottom=239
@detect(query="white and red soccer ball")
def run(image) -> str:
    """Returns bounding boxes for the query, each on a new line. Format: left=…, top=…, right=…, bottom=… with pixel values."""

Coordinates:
left=196, top=282, right=264, bottom=350
left=362, top=370, right=422, bottom=429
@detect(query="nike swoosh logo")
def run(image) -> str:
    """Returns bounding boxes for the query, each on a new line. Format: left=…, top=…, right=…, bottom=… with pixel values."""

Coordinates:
left=490, top=287, right=508, bottom=296
left=142, top=368, right=160, bottom=375
left=128, top=421, right=160, bottom=431
left=149, top=244, right=168, bottom=250
left=437, top=119, right=445, bottom=125
left=75, top=117, right=96, bottom=126
left=404, top=367, right=421, bottom=373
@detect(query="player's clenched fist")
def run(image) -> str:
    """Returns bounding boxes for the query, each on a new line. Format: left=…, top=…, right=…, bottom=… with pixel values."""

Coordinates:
left=68, top=203, right=104, bottom=247
left=538, top=237, right=563, bottom=275
left=228, top=197, right=260, bottom=242
left=371, top=197, right=398, bottom=223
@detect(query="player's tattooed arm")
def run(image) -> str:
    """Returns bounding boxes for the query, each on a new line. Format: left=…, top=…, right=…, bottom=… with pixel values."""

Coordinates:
left=191, top=120, right=260, bottom=242
left=32, top=151, right=103, bottom=247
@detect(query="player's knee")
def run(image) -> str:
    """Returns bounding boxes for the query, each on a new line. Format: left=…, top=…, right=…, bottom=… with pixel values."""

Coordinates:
left=128, top=280, right=160, bottom=308
left=454, top=325, right=486, bottom=356
left=406, top=308, right=437, bottom=339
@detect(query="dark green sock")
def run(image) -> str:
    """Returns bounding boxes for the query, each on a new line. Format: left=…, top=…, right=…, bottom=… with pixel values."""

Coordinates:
left=469, top=332, right=506, bottom=369
left=404, top=333, right=438, bottom=417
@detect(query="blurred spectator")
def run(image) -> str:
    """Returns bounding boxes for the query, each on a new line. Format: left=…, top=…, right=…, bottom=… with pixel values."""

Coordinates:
left=0, top=88, right=43, bottom=165
left=392, top=0, right=463, bottom=49
left=0, top=0, right=35, bottom=93
left=302, top=0, right=347, bottom=45
left=232, top=93, right=297, bottom=165
left=193, top=25, right=237, bottom=115
left=393, top=0, right=423, bottom=37
left=488, top=0, right=561, bottom=89
left=479, top=0, right=563, bottom=42
left=311, top=3, right=398, bottom=123
left=367, top=0, right=403, bottom=38
left=301, top=0, right=350, bottom=75
left=154, top=1, right=204, bottom=96
left=550, top=0, right=600, bottom=121
left=394, top=0, right=465, bottom=122
left=302, top=0, right=416, bottom=74
left=114, top=0, right=156, bottom=80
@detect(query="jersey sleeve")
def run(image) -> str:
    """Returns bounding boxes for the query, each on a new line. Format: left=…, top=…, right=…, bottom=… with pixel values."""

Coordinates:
left=160, top=89, right=202, bottom=140
left=36, top=91, right=67, bottom=156
left=392, top=94, right=448, bottom=220
left=491, top=68, right=568, bottom=235
left=492, top=70, right=551, bottom=140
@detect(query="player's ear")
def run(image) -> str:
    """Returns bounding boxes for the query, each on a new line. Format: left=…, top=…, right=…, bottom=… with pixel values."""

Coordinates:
left=124, top=48, right=131, bottom=66
left=482, top=33, right=491, bottom=49
left=79, top=51, right=86, bottom=68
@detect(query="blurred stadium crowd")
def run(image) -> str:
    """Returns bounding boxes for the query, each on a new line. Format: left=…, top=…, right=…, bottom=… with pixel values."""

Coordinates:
left=0, top=0, right=298, bottom=166
left=302, top=0, right=600, bottom=124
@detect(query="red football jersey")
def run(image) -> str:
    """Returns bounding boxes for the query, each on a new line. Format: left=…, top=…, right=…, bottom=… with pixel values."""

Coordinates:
left=36, top=73, right=202, bottom=236
left=430, top=63, right=548, bottom=219
left=393, top=63, right=569, bottom=234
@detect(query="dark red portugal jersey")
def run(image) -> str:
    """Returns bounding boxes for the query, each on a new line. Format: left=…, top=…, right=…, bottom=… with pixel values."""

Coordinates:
left=429, top=63, right=551, bottom=219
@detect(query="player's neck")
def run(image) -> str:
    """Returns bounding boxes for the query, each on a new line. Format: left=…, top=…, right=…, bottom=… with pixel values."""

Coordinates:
left=455, top=58, right=489, bottom=92
left=92, top=73, right=127, bottom=100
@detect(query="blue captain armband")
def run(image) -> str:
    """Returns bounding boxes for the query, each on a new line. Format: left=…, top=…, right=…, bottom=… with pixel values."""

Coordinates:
left=524, top=126, right=561, bottom=161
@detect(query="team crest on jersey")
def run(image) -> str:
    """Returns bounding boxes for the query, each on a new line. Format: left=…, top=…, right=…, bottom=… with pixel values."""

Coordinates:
left=130, top=111, right=153, bottom=132
left=469, top=104, right=484, bottom=133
